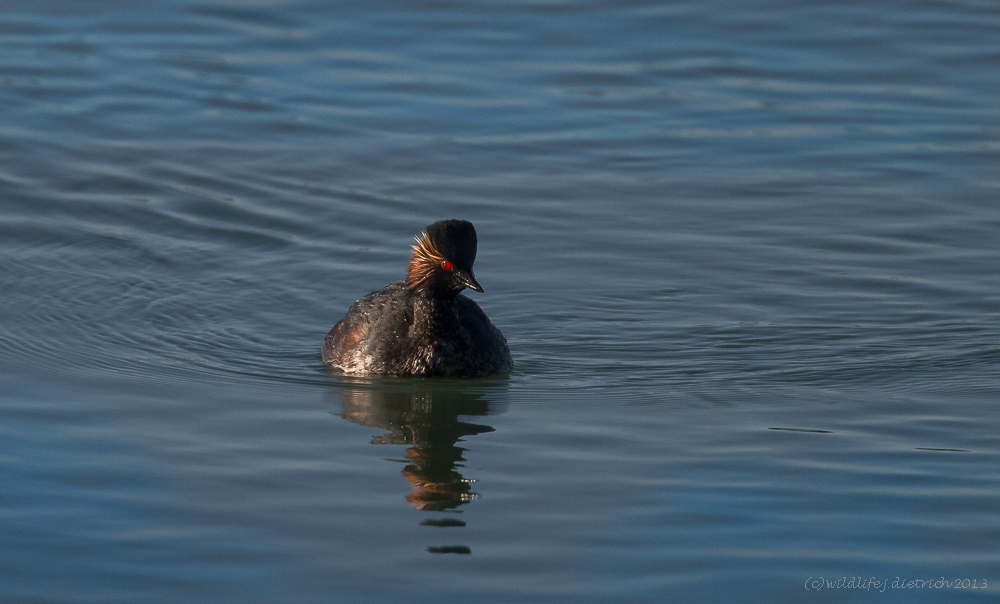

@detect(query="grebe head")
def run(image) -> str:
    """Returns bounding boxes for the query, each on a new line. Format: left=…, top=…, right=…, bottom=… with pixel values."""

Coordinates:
left=405, top=219, right=483, bottom=297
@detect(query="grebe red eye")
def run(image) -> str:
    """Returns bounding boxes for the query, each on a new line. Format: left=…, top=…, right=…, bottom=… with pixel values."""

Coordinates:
left=440, top=260, right=453, bottom=271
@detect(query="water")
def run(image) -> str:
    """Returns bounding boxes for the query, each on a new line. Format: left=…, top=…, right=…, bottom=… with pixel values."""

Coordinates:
left=2, top=0, right=998, bottom=602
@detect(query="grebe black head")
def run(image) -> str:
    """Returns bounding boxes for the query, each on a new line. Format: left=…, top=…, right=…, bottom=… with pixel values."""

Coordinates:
left=405, top=219, right=483, bottom=297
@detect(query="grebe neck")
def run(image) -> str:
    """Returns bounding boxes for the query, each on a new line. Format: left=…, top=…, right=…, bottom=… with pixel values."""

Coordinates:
left=411, top=291, right=462, bottom=340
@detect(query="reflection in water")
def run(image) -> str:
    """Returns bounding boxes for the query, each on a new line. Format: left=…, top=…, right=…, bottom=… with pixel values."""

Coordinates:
left=332, top=379, right=506, bottom=553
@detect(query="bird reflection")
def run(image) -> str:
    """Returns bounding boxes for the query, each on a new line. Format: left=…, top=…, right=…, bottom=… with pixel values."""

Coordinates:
left=334, top=380, right=504, bottom=513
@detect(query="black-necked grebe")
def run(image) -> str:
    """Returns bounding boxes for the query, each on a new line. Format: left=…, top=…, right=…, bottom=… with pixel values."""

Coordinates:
left=321, top=219, right=512, bottom=377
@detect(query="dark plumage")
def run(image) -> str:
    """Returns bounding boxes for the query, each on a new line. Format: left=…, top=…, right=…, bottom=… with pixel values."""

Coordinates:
left=321, top=219, right=512, bottom=377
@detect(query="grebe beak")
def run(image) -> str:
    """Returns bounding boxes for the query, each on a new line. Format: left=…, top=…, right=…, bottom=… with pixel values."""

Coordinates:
left=459, top=270, right=484, bottom=293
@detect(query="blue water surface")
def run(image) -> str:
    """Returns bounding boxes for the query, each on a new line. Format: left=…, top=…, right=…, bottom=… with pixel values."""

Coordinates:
left=1, top=1, right=998, bottom=602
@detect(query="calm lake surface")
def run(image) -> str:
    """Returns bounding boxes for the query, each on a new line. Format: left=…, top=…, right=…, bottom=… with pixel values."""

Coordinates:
left=2, top=1, right=998, bottom=602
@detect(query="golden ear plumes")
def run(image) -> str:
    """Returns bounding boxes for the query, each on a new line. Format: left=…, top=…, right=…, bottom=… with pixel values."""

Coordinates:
left=405, top=231, right=447, bottom=291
